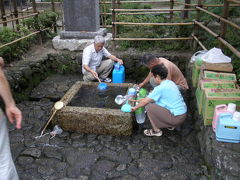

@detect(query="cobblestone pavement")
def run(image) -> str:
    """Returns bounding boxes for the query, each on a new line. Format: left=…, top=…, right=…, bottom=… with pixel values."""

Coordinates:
left=9, top=74, right=208, bottom=180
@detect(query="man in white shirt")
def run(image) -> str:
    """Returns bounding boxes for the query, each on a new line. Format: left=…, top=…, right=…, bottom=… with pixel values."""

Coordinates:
left=82, top=35, right=123, bottom=82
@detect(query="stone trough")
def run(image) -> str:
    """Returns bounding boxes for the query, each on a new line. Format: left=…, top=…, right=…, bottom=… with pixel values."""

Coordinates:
left=52, top=81, right=135, bottom=136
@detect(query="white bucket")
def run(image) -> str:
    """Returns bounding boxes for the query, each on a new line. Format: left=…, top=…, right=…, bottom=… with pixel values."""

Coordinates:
left=227, top=103, right=236, bottom=113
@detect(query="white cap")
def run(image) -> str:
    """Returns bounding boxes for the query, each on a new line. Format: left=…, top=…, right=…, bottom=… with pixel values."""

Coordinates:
left=128, top=88, right=136, bottom=95
left=227, top=103, right=236, bottom=113
left=232, top=111, right=240, bottom=121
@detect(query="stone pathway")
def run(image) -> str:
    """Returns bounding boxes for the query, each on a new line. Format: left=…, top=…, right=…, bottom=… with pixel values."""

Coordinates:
left=9, top=74, right=208, bottom=180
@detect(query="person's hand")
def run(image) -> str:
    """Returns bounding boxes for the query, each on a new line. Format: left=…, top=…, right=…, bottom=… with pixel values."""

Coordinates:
left=117, top=59, right=123, bottom=65
left=91, top=71, right=99, bottom=80
left=131, top=106, right=138, bottom=112
left=6, top=106, right=22, bottom=129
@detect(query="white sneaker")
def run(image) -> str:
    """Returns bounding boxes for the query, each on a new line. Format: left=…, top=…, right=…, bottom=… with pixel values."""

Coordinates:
left=103, top=78, right=112, bottom=83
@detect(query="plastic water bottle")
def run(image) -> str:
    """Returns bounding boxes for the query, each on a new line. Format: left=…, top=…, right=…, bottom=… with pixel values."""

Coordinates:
left=135, top=88, right=148, bottom=124
left=135, top=100, right=146, bottom=124
left=50, top=125, right=63, bottom=136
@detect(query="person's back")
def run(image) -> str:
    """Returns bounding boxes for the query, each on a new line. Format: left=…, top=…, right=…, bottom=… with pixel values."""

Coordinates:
left=158, top=58, right=189, bottom=90
left=150, top=79, right=187, bottom=116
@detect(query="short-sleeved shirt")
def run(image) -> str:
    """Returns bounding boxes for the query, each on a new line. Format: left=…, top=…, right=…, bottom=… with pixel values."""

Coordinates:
left=147, top=80, right=187, bottom=116
left=158, top=58, right=189, bottom=89
left=82, top=44, right=111, bottom=74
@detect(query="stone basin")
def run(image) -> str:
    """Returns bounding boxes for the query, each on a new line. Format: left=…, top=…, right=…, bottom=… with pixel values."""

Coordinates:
left=52, top=81, right=135, bottom=136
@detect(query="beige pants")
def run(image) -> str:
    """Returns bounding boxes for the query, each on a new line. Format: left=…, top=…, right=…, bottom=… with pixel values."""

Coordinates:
left=146, top=103, right=186, bottom=132
left=0, top=109, right=19, bottom=180
left=83, top=59, right=114, bottom=82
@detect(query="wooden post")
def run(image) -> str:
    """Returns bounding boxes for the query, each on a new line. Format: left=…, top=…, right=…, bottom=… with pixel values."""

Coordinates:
left=51, top=0, right=57, bottom=33
left=9, top=0, right=15, bottom=30
left=31, top=0, right=42, bottom=45
left=116, top=0, right=120, bottom=9
left=12, top=0, right=19, bottom=30
left=182, top=0, right=191, bottom=19
left=193, top=0, right=202, bottom=51
left=0, top=0, right=7, bottom=26
left=170, top=0, right=174, bottom=20
left=112, top=0, right=116, bottom=52
left=220, top=0, right=229, bottom=49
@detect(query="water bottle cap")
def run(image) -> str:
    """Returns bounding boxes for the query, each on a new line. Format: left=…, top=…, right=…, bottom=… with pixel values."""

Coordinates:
left=139, top=88, right=147, bottom=97
left=128, top=88, right=136, bottom=95
left=227, top=103, right=236, bottom=113
left=232, top=111, right=240, bottom=121
left=196, top=57, right=203, bottom=66
left=114, top=62, right=120, bottom=70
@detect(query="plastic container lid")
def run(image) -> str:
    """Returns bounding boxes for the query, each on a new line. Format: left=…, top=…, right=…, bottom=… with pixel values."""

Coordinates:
left=232, top=111, right=240, bottom=121
left=227, top=103, right=236, bottom=113
left=128, top=88, right=136, bottom=95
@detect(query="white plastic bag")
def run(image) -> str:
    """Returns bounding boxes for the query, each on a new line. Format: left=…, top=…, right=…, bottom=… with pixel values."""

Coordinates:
left=190, top=50, right=208, bottom=63
left=201, top=47, right=231, bottom=63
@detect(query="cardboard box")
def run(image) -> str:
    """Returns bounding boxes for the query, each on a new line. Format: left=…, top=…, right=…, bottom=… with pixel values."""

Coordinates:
left=192, top=63, right=202, bottom=88
left=203, top=62, right=233, bottom=72
left=202, top=89, right=240, bottom=125
left=196, top=81, right=236, bottom=115
left=202, top=70, right=236, bottom=82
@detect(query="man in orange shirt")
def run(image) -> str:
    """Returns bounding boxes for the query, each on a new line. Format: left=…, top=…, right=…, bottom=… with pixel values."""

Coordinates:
left=139, top=54, right=189, bottom=91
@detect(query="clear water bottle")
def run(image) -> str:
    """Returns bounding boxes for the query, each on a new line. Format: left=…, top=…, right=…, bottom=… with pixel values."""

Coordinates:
left=135, top=102, right=146, bottom=124
left=50, top=125, right=63, bottom=136
left=134, top=88, right=148, bottom=124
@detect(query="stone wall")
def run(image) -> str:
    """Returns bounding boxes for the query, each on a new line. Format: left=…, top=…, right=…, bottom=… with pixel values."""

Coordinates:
left=5, top=50, right=190, bottom=102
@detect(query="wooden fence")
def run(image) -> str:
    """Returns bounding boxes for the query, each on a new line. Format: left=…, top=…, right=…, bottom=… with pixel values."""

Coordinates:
left=0, top=0, right=240, bottom=59
left=0, top=0, right=60, bottom=49
left=107, top=0, right=240, bottom=57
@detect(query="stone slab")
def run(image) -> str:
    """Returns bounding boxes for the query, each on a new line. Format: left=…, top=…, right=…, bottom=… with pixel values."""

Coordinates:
left=60, top=28, right=107, bottom=39
left=52, top=33, right=112, bottom=51
left=63, top=0, right=100, bottom=32
left=52, top=81, right=135, bottom=136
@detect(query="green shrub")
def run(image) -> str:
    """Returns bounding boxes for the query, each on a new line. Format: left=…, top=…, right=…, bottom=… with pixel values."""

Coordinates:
left=0, top=11, right=58, bottom=63
left=0, top=26, right=34, bottom=63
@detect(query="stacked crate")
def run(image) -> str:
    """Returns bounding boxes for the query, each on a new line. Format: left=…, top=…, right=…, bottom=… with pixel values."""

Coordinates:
left=192, top=60, right=240, bottom=125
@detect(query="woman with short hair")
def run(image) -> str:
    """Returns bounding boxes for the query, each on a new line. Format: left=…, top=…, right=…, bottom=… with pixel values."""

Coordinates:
left=131, top=63, right=187, bottom=136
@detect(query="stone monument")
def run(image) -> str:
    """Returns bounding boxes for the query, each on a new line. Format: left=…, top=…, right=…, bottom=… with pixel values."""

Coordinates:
left=53, top=0, right=112, bottom=51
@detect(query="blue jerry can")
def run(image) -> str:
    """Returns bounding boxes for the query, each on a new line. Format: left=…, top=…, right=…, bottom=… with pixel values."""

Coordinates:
left=112, top=63, right=125, bottom=83
left=216, top=113, right=240, bottom=143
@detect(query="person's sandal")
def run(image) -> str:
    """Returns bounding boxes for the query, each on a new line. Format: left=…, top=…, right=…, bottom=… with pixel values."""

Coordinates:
left=144, top=129, right=163, bottom=137
left=167, top=127, right=175, bottom=131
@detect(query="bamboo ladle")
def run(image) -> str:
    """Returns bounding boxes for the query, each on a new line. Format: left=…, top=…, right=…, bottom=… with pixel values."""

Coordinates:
left=40, top=101, right=64, bottom=136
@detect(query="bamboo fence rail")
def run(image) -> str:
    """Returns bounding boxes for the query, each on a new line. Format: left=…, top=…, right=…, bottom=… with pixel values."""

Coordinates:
left=191, top=34, right=208, bottom=50
left=113, top=37, right=193, bottom=41
left=100, top=0, right=171, bottom=4
left=0, top=13, right=38, bottom=24
left=111, top=8, right=195, bottom=12
left=194, top=20, right=240, bottom=58
left=113, top=22, right=194, bottom=26
left=227, top=0, right=240, bottom=5
left=196, top=7, right=240, bottom=31
left=0, top=27, right=50, bottom=49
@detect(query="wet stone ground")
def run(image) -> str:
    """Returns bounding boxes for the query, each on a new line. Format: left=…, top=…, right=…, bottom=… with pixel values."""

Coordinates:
left=9, top=74, right=208, bottom=180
